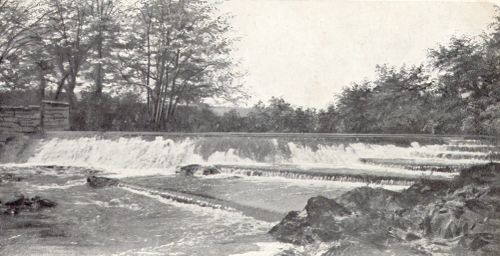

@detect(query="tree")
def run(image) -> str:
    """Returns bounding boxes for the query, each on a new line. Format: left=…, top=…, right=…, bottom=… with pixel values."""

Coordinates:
left=429, top=35, right=500, bottom=134
left=117, top=0, right=242, bottom=130
left=0, top=0, right=47, bottom=94
left=335, top=82, right=373, bottom=133
left=83, top=0, right=121, bottom=129
left=368, top=65, right=433, bottom=133
left=217, top=109, right=246, bottom=132
left=41, top=0, right=97, bottom=115
left=317, top=105, right=338, bottom=133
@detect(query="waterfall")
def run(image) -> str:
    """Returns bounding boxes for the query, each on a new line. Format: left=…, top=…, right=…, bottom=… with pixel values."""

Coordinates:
left=22, top=135, right=497, bottom=180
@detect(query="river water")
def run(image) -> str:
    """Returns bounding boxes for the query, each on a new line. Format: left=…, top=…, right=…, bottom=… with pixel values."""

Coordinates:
left=0, top=133, right=498, bottom=255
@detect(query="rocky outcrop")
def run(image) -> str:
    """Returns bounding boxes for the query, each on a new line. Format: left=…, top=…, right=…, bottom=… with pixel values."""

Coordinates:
left=269, top=196, right=350, bottom=244
left=87, top=176, right=119, bottom=188
left=176, top=164, right=221, bottom=176
left=1, top=195, right=56, bottom=215
left=270, top=163, right=500, bottom=255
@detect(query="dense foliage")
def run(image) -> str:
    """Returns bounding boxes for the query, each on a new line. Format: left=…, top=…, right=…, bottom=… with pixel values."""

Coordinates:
left=0, top=0, right=242, bottom=130
left=0, top=0, right=499, bottom=135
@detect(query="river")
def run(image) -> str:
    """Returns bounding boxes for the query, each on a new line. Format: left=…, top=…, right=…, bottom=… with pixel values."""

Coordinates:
left=0, top=133, right=497, bottom=255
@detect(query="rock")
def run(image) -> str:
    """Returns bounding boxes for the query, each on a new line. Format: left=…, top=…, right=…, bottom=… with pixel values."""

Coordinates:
left=269, top=211, right=314, bottom=245
left=4, top=195, right=25, bottom=206
left=32, top=196, right=57, bottom=208
left=337, top=187, right=409, bottom=212
left=177, top=164, right=201, bottom=176
left=4, top=195, right=24, bottom=206
left=176, top=164, right=221, bottom=176
left=202, top=166, right=221, bottom=175
left=305, top=196, right=351, bottom=219
left=1, top=195, right=56, bottom=215
left=323, top=237, right=426, bottom=256
left=405, top=233, right=421, bottom=241
left=87, top=176, right=119, bottom=188
left=403, top=179, right=451, bottom=205
left=468, top=233, right=492, bottom=251
left=270, top=163, right=500, bottom=255
left=270, top=196, right=350, bottom=245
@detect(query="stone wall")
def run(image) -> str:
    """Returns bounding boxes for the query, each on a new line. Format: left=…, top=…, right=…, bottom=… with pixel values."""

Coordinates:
left=0, top=106, right=41, bottom=134
left=0, top=101, right=69, bottom=136
left=41, top=101, right=70, bottom=131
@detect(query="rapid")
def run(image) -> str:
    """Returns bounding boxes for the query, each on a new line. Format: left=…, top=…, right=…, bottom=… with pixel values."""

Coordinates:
left=0, top=133, right=498, bottom=255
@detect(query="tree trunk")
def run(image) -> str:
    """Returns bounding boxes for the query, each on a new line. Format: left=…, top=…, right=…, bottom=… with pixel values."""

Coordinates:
left=38, top=62, right=48, bottom=132
left=65, top=73, right=78, bottom=130
left=92, top=34, right=104, bottom=130
left=54, top=73, right=69, bottom=100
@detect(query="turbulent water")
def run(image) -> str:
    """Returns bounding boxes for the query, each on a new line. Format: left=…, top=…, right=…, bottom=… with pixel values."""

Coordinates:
left=0, top=133, right=498, bottom=255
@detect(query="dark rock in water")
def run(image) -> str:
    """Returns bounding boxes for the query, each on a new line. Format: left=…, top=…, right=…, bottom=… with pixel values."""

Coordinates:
left=405, top=233, right=421, bottom=241
left=4, top=195, right=25, bottom=206
left=87, top=176, right=119, bottom=188
left=32, top=196, right=57, bottom=208
left=176, top=164, right=221, bottom=176
left=306, top=196, right=351, bottom=219
left=3, top=208, right=18, bottom=216
left=1, top=195, right=56, bottom=215
left=269, top=211, right=314, bottom=245
left=270, top=196, right=350, bottom=245
left=270, top=163, right=500, bottom=255
left=202, top=166, right=221, bottom=175
left=177, top=164, right=202, bottom=176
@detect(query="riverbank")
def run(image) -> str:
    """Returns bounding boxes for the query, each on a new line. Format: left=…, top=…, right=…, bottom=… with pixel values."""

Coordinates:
left=270, top=162, right=500, bottom=255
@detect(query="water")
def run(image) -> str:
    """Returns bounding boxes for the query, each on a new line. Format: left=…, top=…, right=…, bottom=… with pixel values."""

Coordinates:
left=0, top=133, right=498, bottom=255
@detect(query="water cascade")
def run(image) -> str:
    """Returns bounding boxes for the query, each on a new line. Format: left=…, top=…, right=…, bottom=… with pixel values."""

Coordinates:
left=21, top=134, right=498, bottom=183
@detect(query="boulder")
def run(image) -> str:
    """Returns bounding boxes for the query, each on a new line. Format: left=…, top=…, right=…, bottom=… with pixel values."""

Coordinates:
left=4, top=195, right=25, bottom=206
left=269, top=163, right=500, bottom=255
left=87, top=176, right=119, bottom=188
left=305, top=196, right=351, bottom=219
left=202, top=166, right=221, bottom=175
left=1, top=194, right=56, bottom=215
left=270, top=196, right=350, bottom=245
left=403, top=179, right=451, bottom=205
left=32, top=196, right=57, bottom=208
left=337, top=187, right=409, bottom=212
left=176, top=164, right=221, bottom=176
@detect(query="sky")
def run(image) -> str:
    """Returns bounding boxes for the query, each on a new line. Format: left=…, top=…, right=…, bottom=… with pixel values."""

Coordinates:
left=219, top=0, right=497, bottom=108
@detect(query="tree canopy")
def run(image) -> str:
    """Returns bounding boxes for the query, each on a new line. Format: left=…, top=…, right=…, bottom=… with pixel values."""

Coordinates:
left=0, top=1, right=498, bottom=135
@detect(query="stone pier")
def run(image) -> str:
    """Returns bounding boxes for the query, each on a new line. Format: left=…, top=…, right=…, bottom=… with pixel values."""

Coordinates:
left=0, top=101, right=70, bottom=143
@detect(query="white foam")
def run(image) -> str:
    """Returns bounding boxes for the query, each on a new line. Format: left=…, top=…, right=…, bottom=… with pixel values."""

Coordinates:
left=30, top=179, right=87, bottom=191
left=20, top=136, right=493, bottom=179
left=229, top=242, right=293, bottom=256
left=119, top=185, right=274, bottom=232
left=249, top=176, right=410, bottom=191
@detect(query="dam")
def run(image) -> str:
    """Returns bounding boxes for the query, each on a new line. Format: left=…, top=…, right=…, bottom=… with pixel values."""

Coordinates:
left=0, top=132, right=498, bottom=255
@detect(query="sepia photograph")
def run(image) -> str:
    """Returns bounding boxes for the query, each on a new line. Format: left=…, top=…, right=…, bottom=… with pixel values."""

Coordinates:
left=0, top=0, right=499, bottom=255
